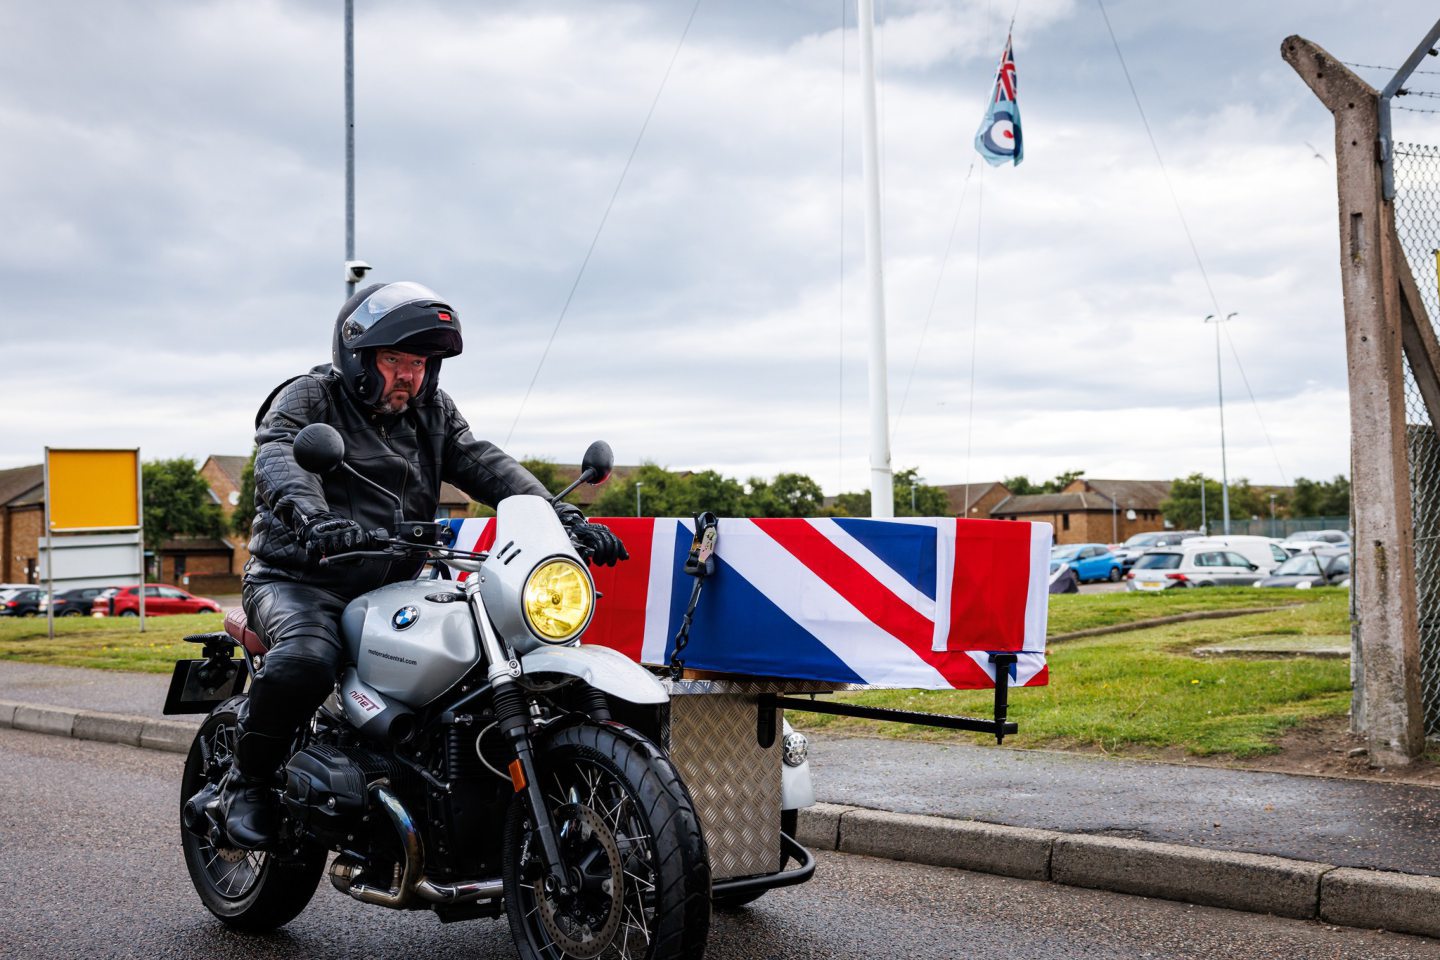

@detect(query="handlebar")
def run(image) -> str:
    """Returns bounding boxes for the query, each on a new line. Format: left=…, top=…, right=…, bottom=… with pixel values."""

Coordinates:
left=316, top=527, right=491, bottom=569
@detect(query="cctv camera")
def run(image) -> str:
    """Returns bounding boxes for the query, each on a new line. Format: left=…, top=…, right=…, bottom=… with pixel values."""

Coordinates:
left=345, top=259, right=372, bottom=284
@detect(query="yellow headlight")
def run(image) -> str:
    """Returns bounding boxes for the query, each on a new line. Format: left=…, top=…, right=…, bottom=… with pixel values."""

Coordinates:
left=523, top=559, right=594, bottom=643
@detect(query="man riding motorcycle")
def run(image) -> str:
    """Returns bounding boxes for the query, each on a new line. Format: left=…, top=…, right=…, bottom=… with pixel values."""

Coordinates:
left=217, top=280, right=627, bottom=849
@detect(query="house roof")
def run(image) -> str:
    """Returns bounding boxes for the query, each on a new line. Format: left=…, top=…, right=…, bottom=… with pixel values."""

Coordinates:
left=934, top=481, right=1004, bottom=515
left=1068, top=478, right=1171, bottom=511
left=0, top=464, right=43, bottom=507
left=206, top=455, right=250, bottom=488
left=991, top=492, right=1113, bottom=515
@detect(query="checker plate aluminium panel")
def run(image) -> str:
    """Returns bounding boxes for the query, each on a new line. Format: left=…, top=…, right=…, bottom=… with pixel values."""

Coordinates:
left=662, top=695, right=780, bottom=880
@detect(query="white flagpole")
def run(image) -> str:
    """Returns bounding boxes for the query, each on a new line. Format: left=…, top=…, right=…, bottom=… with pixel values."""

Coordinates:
left=857, top=0, right=894, bottom=518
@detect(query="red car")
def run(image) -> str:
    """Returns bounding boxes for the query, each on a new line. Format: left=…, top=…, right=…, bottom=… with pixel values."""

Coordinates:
left=92, top=584, right=222, bottom=617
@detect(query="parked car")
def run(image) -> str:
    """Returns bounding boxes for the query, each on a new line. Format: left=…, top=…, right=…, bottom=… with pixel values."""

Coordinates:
left=1125, top=543, right=1268, bottom=590
left=1254, top=548, right=1351, bottom=588
left=1282, top=529, right=1351, bottom=555
left=92, top=584, right=222, bottom=617
left=1051, top=543, right=1123, bottom=583
left=39, top=586, right=113, bottom=617
left=1049, top=560, right=1080, bottom=594
left=1111, top=531, right=1203, bottom=568
left=1184, top=535, right=1288, bottom=575
left=0, top=587, right=45, bottom=616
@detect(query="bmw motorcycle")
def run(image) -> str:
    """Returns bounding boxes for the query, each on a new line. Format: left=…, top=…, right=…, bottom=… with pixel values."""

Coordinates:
left=168, top=423, right=711, bottom=959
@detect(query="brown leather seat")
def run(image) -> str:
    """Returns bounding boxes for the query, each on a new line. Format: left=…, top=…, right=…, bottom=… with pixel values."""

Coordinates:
left=224, top=607, right=269, bottom=657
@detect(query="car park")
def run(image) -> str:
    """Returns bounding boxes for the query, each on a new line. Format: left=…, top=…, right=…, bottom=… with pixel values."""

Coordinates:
left=0, top=587, right=45, bottom=616
left=1184, top=535, right=1288, bottom=575
left=92, top=584, right=222, bottom=617
left=1110, top=530, right=1202, bottom=568
left=39, top=586, right=113, bottom=616
left=1254, top=548, right=1351, bottom=588
left=1125, top=542, right=1268, bottom=590
left=1051, top=543, right=1123, bottom=583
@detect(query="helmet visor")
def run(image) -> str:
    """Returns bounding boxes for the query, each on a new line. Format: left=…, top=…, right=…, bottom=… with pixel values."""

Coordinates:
left=340, top=282, right=446, bottom=346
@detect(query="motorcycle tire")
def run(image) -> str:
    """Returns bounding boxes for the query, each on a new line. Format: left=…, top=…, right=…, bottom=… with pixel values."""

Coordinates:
left=711, top=809, right=798, bottom=910
left=503, top=721, right=711, bottom=960
left=179, top=696, right=325, bottom=932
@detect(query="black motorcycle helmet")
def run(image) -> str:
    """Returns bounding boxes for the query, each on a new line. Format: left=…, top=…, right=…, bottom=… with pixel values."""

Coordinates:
left=332, top=281, right=463, bottom=406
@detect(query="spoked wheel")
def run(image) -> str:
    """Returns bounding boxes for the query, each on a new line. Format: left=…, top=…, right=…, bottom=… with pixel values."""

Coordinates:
left=179, top=696, right=324, bottom=931
left=503, top=722, right=710, bottom=960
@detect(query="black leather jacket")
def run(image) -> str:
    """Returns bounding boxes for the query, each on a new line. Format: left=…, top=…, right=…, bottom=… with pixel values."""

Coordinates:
left=245, top=364, right=550, bottom=593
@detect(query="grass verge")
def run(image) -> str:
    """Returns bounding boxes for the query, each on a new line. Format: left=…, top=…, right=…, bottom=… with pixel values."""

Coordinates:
left=0, top=613, right=224, bottom=673
left=791, top=588, right=1352, bottom=758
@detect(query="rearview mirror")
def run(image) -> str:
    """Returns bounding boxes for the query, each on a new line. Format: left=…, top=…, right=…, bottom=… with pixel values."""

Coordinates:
left=581, top=441, right=614, bottom=484
left=293, top=423, right=345, bottom=475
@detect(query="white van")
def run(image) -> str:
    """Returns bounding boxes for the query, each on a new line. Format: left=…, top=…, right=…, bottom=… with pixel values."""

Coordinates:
left=1186, top=536, right=1288, bottom=574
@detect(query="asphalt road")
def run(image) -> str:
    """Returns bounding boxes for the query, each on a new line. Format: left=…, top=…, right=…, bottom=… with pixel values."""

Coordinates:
left=2, top=728, right=1437, bottom=960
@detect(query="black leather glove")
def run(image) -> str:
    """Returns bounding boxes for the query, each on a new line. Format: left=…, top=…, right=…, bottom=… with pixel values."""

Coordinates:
left=570, top=522, right=629, bottom=567
left=554, top=504, right=628, bottom=567
left=300, top=515, right=370, bottom=556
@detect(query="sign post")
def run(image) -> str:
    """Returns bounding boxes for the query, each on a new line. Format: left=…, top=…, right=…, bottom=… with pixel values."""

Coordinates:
left=43, top=448, right=143, bottom=638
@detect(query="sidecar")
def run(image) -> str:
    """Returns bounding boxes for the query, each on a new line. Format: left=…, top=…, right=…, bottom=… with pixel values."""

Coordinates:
left=445, top=513, right=1054, bottom=904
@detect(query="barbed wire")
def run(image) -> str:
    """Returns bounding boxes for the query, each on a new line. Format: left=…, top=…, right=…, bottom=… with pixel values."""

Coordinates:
left=1399, top=89, right=1440, bottom=98
left=1396, top=104, right=1440, bottom=115
left=1342, top=60, right=1440, bottom=77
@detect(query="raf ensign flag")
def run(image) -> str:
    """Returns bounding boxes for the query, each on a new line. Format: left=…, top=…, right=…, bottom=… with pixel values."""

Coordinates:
left=975, top=33, right=1023, bottom=167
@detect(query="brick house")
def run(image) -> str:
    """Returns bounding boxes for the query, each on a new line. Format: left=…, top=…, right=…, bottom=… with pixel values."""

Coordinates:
left=0, top=464, right=44, bottom=584
left=934, top=481, right=1011, bottom=519
left=990, top=479, right=1172, bottom=546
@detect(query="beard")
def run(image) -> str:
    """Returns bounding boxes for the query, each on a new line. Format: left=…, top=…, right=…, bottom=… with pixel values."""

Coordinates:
left=377, top=388, right=412, bottom=414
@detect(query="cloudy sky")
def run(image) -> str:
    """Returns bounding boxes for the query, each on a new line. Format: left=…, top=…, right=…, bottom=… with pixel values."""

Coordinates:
left=3, top=0, right=1438, bottom=496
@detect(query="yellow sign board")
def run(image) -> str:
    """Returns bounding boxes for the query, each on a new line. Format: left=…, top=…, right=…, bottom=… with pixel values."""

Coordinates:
left=46, top=448, right=140, bottom=531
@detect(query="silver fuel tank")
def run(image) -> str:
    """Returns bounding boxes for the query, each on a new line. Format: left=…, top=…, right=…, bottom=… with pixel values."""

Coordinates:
left=340, top=579, right=481, bottom=707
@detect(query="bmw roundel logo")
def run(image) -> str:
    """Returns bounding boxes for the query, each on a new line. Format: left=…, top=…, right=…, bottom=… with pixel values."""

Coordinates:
left=392, top=605, right=420, bottom=630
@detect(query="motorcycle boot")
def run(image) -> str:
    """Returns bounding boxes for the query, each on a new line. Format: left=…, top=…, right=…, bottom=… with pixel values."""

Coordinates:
left=215, top=726, right=290, bottom=850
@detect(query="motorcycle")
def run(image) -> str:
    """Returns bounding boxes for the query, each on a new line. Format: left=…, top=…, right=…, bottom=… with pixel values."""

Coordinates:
left=168, top=423, right=711, bottom=959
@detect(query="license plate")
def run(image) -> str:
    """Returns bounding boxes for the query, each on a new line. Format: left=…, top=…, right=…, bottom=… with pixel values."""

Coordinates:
left=162, top=658, right=247, bottom=715
left=1140, top=581, right=1164, bottom=589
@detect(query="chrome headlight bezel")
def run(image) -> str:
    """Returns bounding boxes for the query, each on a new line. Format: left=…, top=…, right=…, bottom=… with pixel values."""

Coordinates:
left=521, top=556, right=595, bottom=645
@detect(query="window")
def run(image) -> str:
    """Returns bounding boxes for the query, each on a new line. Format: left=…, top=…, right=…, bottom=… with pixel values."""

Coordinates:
left=1195, top=552, right=1222, bottom=567
left=144, top=586, right=162, bottom=598
left=1224, top=552, right=1252, bottom=568
left=1134, top=553, right=1182, bottom=570
left=1329, top=555, right=1351, bottom=576
left=1270, top=545, right=1288, bottom=563
left=1062, top=514, right=1070, bottom=531
left=159, top=587, right=188, bottom=599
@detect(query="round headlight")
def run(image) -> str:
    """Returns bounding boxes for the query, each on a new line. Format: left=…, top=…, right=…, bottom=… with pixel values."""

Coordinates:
left=523, top=559, right=594, bottom=643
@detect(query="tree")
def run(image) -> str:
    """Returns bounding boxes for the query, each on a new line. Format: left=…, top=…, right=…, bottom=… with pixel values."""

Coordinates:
left=747, top=473, right=826, bottom=517
left=1160, top=473, right=1264, bottom=530
left=520, top=458, right=566, bottom=495
left=829, top=467, right=949, bottom=518
left=143, top=458, right=227, bottom=552
left=1002, top=475, right=1040, bottom=496
left=590, top=463, right=690, bottom=518
left=1291, top=475, right=1350, bottom=517
left=893, top=468, right=950, bottom=516
left=231, top=448, right=257, bottom=539
left=1043, top=469, right=1086, bottom=493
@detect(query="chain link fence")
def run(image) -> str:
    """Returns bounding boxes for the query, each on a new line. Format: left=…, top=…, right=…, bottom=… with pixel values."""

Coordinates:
left=1393, top=142, right=1440, bottom=735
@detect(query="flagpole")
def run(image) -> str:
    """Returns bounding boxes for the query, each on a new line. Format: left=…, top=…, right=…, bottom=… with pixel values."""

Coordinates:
left=857, top=0, right=894, bottom=518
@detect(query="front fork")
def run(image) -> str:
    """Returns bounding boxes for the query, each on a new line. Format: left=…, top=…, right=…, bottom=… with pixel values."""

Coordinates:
left=465, top=580, right=574, bottom=898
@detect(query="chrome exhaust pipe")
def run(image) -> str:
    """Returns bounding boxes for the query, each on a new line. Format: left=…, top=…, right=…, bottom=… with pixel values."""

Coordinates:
left=335, top=782, right=504, bottom=908
left=414, top=876, right=505, bottom=904
left=344, top=783, right=421, bottom=908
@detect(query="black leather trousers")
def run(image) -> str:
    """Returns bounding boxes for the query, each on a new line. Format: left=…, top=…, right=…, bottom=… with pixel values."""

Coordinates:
left=236, top=579, right=352, bottom=776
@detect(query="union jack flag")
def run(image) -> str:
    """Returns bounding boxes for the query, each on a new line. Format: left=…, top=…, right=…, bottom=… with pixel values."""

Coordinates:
left=975, top=32, right=1023, bottom=167
left=443, top=516, right=1051, bottom=691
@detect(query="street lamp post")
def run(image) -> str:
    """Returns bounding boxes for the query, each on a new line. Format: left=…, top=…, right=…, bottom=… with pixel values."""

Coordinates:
left=1199, top=473, right=1207, bottom=535
left=635, top=481, right=643, bottom=518
left=1269, top=493, right=1277, bottom=538
left=1203, top=313, right=1237, bottom=535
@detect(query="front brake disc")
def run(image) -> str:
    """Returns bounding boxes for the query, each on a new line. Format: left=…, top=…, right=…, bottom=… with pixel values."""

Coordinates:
left=534, top=803, right=623, bottom=959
